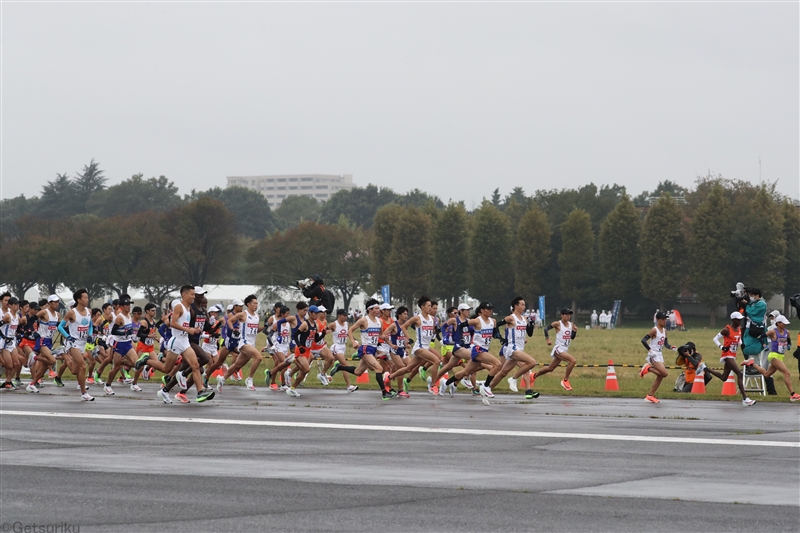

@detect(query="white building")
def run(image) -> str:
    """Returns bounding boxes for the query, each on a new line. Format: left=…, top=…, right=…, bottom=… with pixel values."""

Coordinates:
left=226, top=174, right=355, bottom=208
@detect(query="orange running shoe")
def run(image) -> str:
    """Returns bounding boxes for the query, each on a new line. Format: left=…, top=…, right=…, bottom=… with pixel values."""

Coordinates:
left=174, top=392, right=189, bottom=403
left=430, top=385, right=439, bottom=395
left=639, top=363, right=652, bottom=378
left=645, top=395, right=660, bottom=403
left=560, top=379, right=572, bottom=391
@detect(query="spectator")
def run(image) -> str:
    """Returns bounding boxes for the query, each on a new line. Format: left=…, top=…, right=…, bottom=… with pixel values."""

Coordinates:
left=674, top=342, right=712, bottom=392
left=599, top=310, right=608, bottom=329
left=668, top=310, right=677, bottom=331
left=653, top=308, right=660, bottom=327
left=591, top=310, right=598, bottom=328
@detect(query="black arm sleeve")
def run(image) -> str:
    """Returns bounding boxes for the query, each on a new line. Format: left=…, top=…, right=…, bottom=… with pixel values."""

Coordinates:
left=526, top=322, right=535, bottom=337
left=544, top=324, right=553, bottom=339
left=137, top=324, right=149, bottom=343
left=641, top=335, right=651, bottom=350
left=570, top=329, right=577, bottom=340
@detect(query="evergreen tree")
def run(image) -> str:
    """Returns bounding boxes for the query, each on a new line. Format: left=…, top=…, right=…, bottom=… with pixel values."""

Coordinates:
left=558, top=209, right=594, bottom=311
left=431, top=202, right=469, bottom=306
left=688, top=185, right=734, bottom=326
left=599, top=196, right=641, bottom=307
left=513, top=205, right=551, bottom=300
left=387, top=206, right=433, bottom=306
left=468, top=201, right=513, bottom=306
left=639, top=194, right=686, bottom=309
left=780, top=201, right=800, bottom=314
left=733, top=188, right=786, bottom=297
left=371, top=204, right=404, bottom=289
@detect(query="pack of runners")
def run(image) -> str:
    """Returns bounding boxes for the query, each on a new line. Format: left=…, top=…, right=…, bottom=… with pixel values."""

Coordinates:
left=1, top=289, right=797, bottom=406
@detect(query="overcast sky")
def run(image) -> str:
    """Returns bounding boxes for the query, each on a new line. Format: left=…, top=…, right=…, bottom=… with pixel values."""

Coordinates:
left=3, top=1, right=798, bottom=206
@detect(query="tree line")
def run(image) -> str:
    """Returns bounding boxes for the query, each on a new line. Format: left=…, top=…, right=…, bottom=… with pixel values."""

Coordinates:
left=2, top=162, right=798, bottom=322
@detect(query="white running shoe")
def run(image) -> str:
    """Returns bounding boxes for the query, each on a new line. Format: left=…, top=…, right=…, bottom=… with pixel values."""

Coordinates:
left=81, top=392, right=94, bottom=401
left=347, top=385, right=359, bottom=393
left=103, top=385, right=115, bottom=396
left=448, top=383, right=456, bottom=397
left=284, top=369, right=292, bottom=386
left=316, top=373, right=328, bottom=386
left=123, top=378, right=133, bottom=384
left=480, top=384, right=495, bottom=398
left=216, top=375, right=224, bottom=392
left=279, top=385, right=289, bottom=391
left=77, top=384, right=82, bottom=390
left=438, top=378, right=446, bottom=396
left=426, top=375, right=433, bottom=392
left=157, top=389, right=172, bottom=404
left=743, top=398, right=756, bottom=407
left=246, top=377, right=255, bottom=391
left=460, top=378, right=474, bottom=389
left=286, top=387, right=301, bottom=397
left=26, top=383, right=40, bottom=393
left=175, top=371, right=188, bottom=390
left=507, top=376, right=519, bottom=393
left=130, top=384, right=143, bottom=392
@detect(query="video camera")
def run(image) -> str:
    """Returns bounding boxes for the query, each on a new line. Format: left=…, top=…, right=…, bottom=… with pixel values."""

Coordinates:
left=730, top=282, right=748, bottom=299
left=789, top=293, right=800, bottom=315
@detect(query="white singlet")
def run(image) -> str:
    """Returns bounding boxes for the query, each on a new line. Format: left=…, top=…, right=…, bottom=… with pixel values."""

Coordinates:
left=551, top=321, right=574, bottom=356
left=360, top=316, right=381, bottom=348
left=37, top=309, right=59, bottom=339
left=240, top=310, right=260, bottom=347
left=332, top=321, right=348, bottom=355
left=505, top=314, right=528, bottom=353
left=413, top=314, right=435, bottom=351
left=471, top=317, right=495, bottom=351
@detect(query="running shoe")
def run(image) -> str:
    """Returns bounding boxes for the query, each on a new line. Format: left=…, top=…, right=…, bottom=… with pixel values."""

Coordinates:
left=347, top=385, right=359, bottom=393
left=234, top=370, right=243, bottom=382
left=86, top=377, right=95, bottom=385
left=524, top=389, right=540, bottom=399
left=742, top=397, right=756, bottom=407
left=54, top=377, right=64, bottom=387
left=26, top=383, right=40, bottom=393
left=157, top=388, right=172, bottom=404
left=103, top=385, right=115, bottom=396
left=48, top=370, right=57, bottom=378
left=269, top=383, right=279, bottom=391
left=279, top=385, right=289, bottom=391
left=283, top=369, right=292, bottom=386
left=639, top=363, right=651, bottom=378
left=645, top=394, right=660, bottom=404
left=448, top=383, right=456, bottom=397
left=286, top=387, right=301, bottom=397
left=426, top=375, right=432, bottom=392
left=264, top=368, right=271, bottom=385
left=741, top=358, right=754, bottom=367
left=246, top=377, right=256, bottom=391
left=438, top=377, right=446, bottom=396
left=382, top=389, right=398, bottom=401
left=93, top=371, right=102, bottom=384
left=330, top=362, right=340, bottom=376
left=122, top=369, right=132, bottom=382
left=507, top=376, right=519, bottom=393
left=175, top=392, right=190, bottom=403
left=196, top=388, right=215, bottom=402
left=13, top=378, right=23, bottom=388
left=430, top=385, right=440, bottom=395
left=403, top=378, right=410, bottom=394
left=77, top=384, right=82, bottom=390
left=142, top=366, right=151, bottom=380
left=419, top=367, right=428, bottom=381
left=397, top=391, right=410, bottom=398
left=482, top=396, right=491, bottom=406
left=81, top=392, right=95, bottom=401
left=130, top=383, right=143, bottom=392
left=175, top=371, right=188, bottom=390
left=383, top=372, right=390, bottom=388
left=317, top=373, right=329, bottom=386
left=36, top=380, right=45, bottom=387
left=161, top=375, right=170, bottom=387
left=478, top=384, right=489, bottom=398
left=460, top=378, right=474, bottom=389
left=560, top=379, right=572, bottom=391
left=216, top=375, right=224, bottom=392
left=134, top=354, right=149, bottom=371
left=472, top=389, right=480, bottom=396
left=791, top=393, right=800, bottom=402
left=0, top=381, right=14, bottom=390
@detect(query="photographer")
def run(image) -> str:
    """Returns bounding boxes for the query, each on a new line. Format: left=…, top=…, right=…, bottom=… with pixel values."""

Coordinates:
left=790, top=293, right=800, bottom=373
left=298, top=274, right=335, bottom=315
left=673, top=342, right=712, bottom=392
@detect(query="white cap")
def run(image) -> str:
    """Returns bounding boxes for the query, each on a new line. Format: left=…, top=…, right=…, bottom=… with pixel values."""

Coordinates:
left=776, top=315, right=790, bottom=325
left=226, top=304, right=233, bottom=312
left=194, top=286, right=207, bottom=295
left=457, top=303, right=472, bottom=311
left=730, top=311, right=744, bottom=320
left=379, top=303, right=394, bottom=310
left=68, top=300, right=76, bottom=308
left=770, top=310, right=780, bottom=318
left=47, top=294, right=60, bottom=302
left=317, top=305, right=327, bottom=312
left=232, top=299, right=244, bottom=307
left=209, top=305, right=221, bottom=313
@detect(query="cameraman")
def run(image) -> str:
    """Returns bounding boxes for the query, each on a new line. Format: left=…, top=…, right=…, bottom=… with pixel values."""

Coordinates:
left=674, top=342, right=711, bottom=392
left=299, top=274, right=334, bottom=315
left=790, top=293, right=800, bottom=373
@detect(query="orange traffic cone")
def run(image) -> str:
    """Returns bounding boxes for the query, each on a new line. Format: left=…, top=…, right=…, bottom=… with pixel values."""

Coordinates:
left=356, top=370, right=370, bottom=384
left=721, top=373, right=737, bottom=395
left=691, top=370, right=706, bottom=394
left=605, top=360, right=619, bottom=391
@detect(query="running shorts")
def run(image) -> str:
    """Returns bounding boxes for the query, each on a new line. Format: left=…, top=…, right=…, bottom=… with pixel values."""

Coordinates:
left=166, top=336, right=190, bottom=355
left=136, top=342, right=155, bottom=354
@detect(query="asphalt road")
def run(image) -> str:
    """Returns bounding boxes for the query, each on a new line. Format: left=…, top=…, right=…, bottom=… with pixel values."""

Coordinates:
left=1, top=380, right=798, bottom=532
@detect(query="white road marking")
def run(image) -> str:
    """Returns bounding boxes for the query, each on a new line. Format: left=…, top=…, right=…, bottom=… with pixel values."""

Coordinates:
left=1, top=409, right=797, bottom=448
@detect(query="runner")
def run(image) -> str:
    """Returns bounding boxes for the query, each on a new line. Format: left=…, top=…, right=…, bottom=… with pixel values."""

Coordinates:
left=531, top=308, right=579, bottom=393
left=747, top=315, right=798, bottom=402
left=326, top=308, right=356, bottom=391
left=386, top=296, right=442, bottom=395
left=442, top=302, right=503, bottom=404
left=220, top=295, right=265, bottom=391
left=199, top=304, right=224, bottom=387
left=381, top=306, right=411, bottom=396
left=206, top=299, right=243, bottom=386
left=704, top=311, right=757, bottom=406
left=329, top=299, right=398, bottom=400
left=157, top=286, right=214, bottom=404
left=284, top=305, right=321, bottom=397
left=310, top=305, right=338, bottom=386
left=26, top=300, right=57, bottom=392
left=493, top=297, right=539, bottom=399
left=0, top=295, right=24, bottom=390
left=263, top=305, right=296, bottom=391
left=164, top=289, right=214, bottom=402
left=130, top=303, right=159, bottom=391
left=102, top=296, right=140, bottom=395
left=55, top=289, right=94, bottom=400
left=434, top=304, right=474, bottom=396
left=637, top=310, right=676, bottom=403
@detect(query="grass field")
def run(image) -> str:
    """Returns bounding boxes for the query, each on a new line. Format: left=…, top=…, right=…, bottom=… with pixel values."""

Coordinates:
left=63, top=323, right=800, bottom=404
